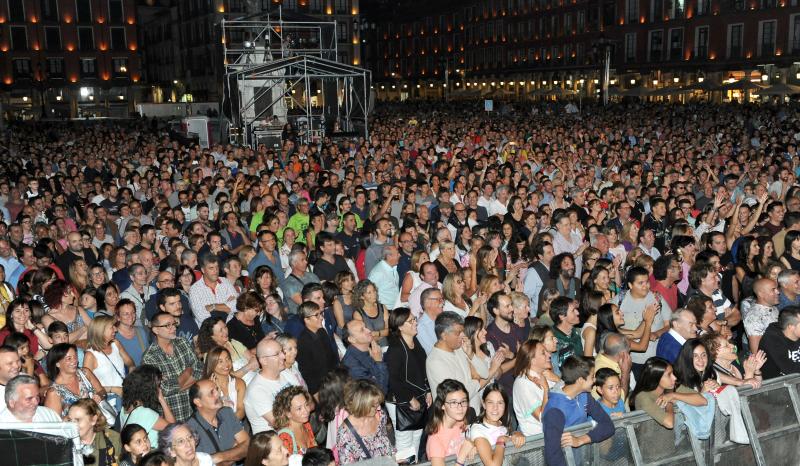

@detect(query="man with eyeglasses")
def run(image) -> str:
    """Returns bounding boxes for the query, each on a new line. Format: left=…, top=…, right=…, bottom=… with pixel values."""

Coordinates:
left=142, top=312, right=202, bottom=422
left=245, top=338, right=291, bottom=434
left=417, top=287, right=445, bottom=354
left=295, top=301, right=339, bottom=396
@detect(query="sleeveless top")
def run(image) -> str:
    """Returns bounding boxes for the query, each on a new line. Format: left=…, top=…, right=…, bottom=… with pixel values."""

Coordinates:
left=88, top=344, right=125, bottom=388
left=337, top=295, right=355, bottom=323
left=64, top=309, right=86, bottom=333
left=783, top=253, right=800, bottom=271
left=395, top=271, right=422, bottom=309
left=357, top=305, right=387, bottom=346
left=51, top=369, right=95, bottom=416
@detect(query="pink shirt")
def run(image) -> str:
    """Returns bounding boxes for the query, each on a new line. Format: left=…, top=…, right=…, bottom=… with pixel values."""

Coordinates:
left=426, top=424, right=467, bottom=459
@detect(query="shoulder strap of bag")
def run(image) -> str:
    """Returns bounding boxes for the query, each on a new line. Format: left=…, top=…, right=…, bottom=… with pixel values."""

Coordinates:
left=277, top=427, right=299, bottom=454
left=134, top=327, right=147, bottom=353
left=344, top=417, right=373, bottom=459
left=193, top=412, right=222, bottom=453
left=100, top=346, right=126, bottom=380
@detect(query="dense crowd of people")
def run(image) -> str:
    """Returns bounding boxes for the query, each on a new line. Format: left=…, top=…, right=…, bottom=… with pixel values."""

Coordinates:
left=1, top=99, right=800, bottom=466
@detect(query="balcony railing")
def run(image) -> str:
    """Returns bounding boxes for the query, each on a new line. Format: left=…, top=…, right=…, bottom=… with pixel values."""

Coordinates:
left=403, top=374, right=800, bottom=466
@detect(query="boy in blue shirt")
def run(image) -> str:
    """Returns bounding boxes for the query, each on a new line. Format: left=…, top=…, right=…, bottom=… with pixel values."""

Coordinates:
left=543, top=356, right=615, bottom=466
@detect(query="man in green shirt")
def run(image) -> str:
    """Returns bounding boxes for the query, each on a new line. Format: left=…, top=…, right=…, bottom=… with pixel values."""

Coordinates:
left=550, top=296, right=583, bottom=369
left=286, top=198, right=310, bottom=244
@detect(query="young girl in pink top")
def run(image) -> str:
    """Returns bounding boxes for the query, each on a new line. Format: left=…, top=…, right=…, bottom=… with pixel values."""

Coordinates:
left=426, top=379, right=477, bottom=466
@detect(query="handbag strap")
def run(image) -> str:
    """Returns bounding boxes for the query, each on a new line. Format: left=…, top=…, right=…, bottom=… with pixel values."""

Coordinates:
left=99, top=346, right=126, bottom=380
left=400, top=338, right=426, bottom=401
left=344, top=418, right=372, bottom=460
left=193, top=412, right=223, bottom=453
left=277, top=427, right=299, bottom=454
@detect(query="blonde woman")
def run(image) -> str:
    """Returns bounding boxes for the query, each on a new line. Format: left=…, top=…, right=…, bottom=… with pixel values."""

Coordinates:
left=399, top=250, right=428, bottom=306
left=83, top=314, right=135, bottom=398
left=442, top=270, right=486, bottom=319
left=473, top=275, right=505, bottom=323
left=69, top=259, right=91, bottom=294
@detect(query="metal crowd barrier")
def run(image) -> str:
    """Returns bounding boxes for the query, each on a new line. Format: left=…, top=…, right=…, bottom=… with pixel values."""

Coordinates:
left=414, top=374, right=800, bottom=466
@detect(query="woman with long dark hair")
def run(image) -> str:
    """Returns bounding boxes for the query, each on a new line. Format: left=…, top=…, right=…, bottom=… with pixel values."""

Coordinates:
left=315, top=367, right=352, bottom=455
left=44, top=342, right=106, bottom=418
left=672, top=339, right=717, bottom=394
left=780, top=230, right=800, bottom=271
left=469, top=383, right=525, bottom=466
left=735, top=235, right=761, bottom=299
left=0, top=298, right=49, bottom=358
left=629, top=357, right=708, bottom=429
left=594, top=303, right=657, bottom=355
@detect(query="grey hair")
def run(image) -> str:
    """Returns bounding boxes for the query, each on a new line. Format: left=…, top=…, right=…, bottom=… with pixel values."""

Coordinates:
left=180, top=249, right=197, bottom=263
left=436, top=227, right=452, bottom=243
left=382, top=245, right=398, bottom=260
left=434, top=311, right=464, bottom=341
left=589, top=234, right=607, bottom=247
left=274, top=332, right=296, bottom=348
left=778, top=269, right=800, bottom=288
left=601, top=332, right=630, bottom=357
left=288, top=250, right=307, bottom=268
left=158, top=423, right=199, bottom=457
left=5, top=374, right=38, bottom=405
left=670, top=308, right=692, bottom=327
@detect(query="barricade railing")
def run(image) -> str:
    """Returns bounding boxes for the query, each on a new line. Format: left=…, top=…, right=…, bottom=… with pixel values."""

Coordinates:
left=413, top=374, right=800, bottom=466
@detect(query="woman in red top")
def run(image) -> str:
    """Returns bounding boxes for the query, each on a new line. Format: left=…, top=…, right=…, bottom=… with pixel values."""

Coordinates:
left=0, top=298, right=48, bottom=359
left=273, top=386, right=316, bottom=456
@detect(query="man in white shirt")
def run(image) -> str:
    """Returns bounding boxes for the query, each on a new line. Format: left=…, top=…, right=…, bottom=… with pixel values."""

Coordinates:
left=368, top=245, right=401, bottom=310
left=189, top=254, right=239, bottom=326
left=0, top=374, right=61, bottom=424
left=487, top=185, right=511, bottom=218
left=244, top=339, right=290, bottom=434
left=426, top=311, right=502, bottom=411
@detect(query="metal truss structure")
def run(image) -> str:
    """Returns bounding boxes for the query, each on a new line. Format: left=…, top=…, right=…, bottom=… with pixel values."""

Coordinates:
left=221, top=11, right=370, bottom=147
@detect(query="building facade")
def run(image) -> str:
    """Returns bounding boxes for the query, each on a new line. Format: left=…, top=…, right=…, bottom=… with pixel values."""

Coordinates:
left=138, top=0, right=362, bottom=104
left=0, top=0, right=142, bottom=118
left=368, top=0, right=800, bottom=100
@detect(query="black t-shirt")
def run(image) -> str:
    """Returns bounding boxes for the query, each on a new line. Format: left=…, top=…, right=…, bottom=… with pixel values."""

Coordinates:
left=335, top=231, right=361, bottom=260
left=227, top=316, right=265, bottom=350
left=760, top=322, right=800, bottom=380
left=313, top=255, right=350, bottom=282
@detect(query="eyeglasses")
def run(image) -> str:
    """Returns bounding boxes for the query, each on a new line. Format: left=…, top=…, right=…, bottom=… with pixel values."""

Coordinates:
left=172, top=436, right=197, bottom=448
left=445, top=400, right=469, bottom=408
left=153, top=321, right=179, bottom=329
left=259, top=351, right=284, bottom=359
left=304, top=312, right=323, bottom=320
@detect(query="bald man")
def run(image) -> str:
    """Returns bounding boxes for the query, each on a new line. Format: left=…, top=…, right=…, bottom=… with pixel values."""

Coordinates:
left=56, top=231, right=97, bottom=276
left=244, top=339, right=290, bottom=434
left=743, top=278, right=781, bottom=353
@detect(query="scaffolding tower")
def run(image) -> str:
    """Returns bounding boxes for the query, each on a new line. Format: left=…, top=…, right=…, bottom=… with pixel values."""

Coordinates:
left=221, top=9, right=370, bottom=148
